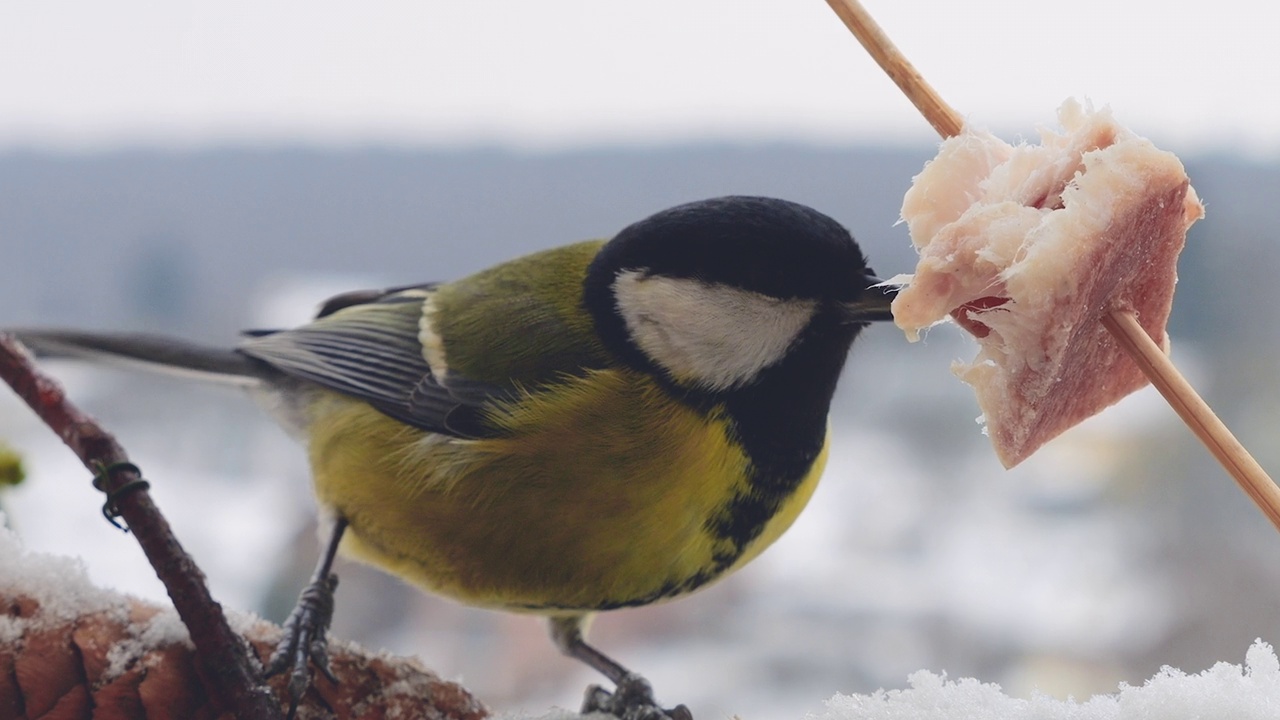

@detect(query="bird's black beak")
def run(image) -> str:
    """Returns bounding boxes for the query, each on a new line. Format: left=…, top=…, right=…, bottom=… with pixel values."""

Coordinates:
left=840, top=275, right=898, bottom=323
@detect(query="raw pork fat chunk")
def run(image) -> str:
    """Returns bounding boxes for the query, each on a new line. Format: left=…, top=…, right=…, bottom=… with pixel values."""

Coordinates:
left=893, top=100, right=1204, bottom=467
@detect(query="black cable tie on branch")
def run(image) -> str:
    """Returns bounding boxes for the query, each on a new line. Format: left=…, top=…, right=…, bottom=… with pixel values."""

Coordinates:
left=91, top=461, right=151, bottom=531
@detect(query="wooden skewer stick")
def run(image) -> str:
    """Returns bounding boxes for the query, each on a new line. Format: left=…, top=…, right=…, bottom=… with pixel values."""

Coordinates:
left=824, top=0, right=1280, bottom=530
left=824, top=0, right=963, bottom=139
left=1102, top=313, right=1280, bottom=528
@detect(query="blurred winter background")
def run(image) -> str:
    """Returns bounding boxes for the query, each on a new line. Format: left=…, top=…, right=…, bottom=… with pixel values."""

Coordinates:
left=2, top=1, right=1280, bottom=718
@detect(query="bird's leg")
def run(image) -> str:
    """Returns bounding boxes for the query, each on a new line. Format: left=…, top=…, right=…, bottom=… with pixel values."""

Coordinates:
left=265, top=515, right=348, bottom=718
left=549, top=615, right=693, bottom=720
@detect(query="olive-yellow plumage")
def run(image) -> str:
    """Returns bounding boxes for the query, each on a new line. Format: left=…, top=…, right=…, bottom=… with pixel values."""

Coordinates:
left=428, top=240, right=609, bottom=382
left=10, top=195, right=896, bottom=720
left=307, top=373, right=827, bottom=612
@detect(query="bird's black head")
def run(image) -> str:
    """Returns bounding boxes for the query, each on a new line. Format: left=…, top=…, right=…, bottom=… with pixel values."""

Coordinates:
left=584, top=195, right=894, bottom=395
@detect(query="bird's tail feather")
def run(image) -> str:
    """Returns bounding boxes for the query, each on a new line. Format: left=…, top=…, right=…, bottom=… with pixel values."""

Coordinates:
left=5, top=329, right=270, bottom=386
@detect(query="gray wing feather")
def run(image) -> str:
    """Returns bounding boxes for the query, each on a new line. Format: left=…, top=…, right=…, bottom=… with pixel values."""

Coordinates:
left=238, top=289, right=504, bottom=438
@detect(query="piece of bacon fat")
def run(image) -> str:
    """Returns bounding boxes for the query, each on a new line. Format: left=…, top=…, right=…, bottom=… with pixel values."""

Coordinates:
left=892, top=100, right=1205, bottom=467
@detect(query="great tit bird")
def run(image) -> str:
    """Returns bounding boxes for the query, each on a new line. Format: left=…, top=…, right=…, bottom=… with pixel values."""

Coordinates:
left=12, top=195, right=896, bottom=720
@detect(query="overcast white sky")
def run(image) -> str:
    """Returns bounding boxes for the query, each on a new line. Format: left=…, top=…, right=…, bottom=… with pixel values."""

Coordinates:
left=2, top=0, right=1277, bottom=155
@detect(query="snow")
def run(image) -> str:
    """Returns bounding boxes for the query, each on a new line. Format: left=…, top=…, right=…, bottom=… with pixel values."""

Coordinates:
left=0, top=515, right=198, bottom=680
left=0, top=512, right=124, bottom=633
left=508, top=642, right=1280, bottom=720
left=811, top=640, right=1280, bottom=720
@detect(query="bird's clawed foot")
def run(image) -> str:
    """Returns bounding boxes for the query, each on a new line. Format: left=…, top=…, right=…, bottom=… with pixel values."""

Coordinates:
left=264, top=573, right=340, bottom=718
left=582, top=673, right=693, bottom=720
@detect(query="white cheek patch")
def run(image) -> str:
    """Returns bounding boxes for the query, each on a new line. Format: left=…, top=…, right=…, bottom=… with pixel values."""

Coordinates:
left=613, top=270, right=817, bottom=392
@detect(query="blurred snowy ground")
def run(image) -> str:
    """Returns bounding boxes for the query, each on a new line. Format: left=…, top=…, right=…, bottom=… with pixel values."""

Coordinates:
left=6, top=511, right=1280, bottom=720
left=3, top=271, right=1271, bottom=720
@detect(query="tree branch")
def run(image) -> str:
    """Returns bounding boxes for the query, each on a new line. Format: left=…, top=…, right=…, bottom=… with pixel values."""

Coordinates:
left=0, top=333, right=281, bottom=719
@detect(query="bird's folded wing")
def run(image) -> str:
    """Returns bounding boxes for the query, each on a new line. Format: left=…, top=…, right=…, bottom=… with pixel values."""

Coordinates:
left=238, top=288, right=507, bottom=438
